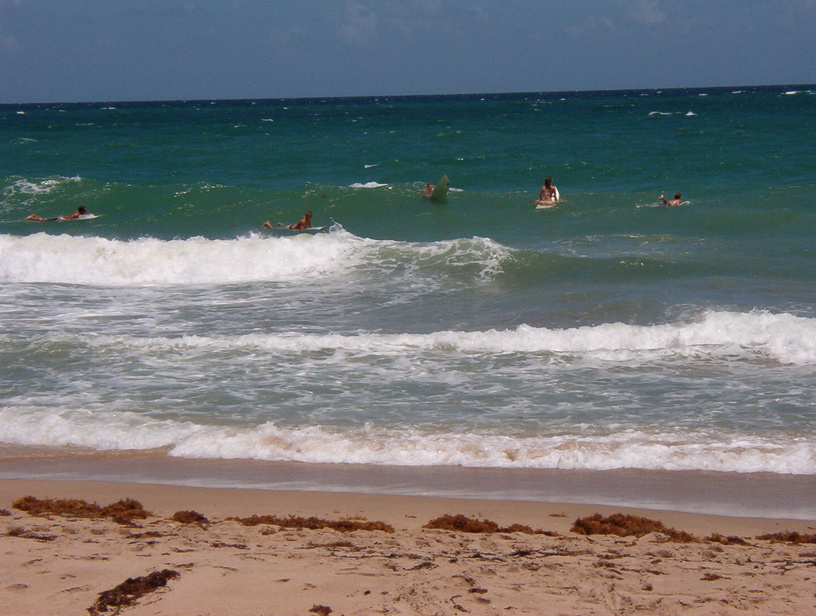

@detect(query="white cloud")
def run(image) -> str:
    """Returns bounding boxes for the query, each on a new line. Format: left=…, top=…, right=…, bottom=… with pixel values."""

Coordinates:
left=337, top=2, right=381, bottom=45
left=623, top=0, right=668, bottom=26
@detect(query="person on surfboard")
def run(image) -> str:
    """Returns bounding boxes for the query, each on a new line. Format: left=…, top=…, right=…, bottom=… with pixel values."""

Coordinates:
left=27, top=206, right=88, bottom=222
left=658, top=192, right=683, bottom=206
left=537, top=177, right=558, bottom=204
left=422, top=183, right=434, bottom=197
left=264, top=210, right=312, bottom=230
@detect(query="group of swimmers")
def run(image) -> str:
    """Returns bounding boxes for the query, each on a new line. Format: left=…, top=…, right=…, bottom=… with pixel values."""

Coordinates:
left=27, top=182, right=683, bottom=227
left=537, top=177, right=683, bottom=207
left=26, top=204, right=316, bottom=231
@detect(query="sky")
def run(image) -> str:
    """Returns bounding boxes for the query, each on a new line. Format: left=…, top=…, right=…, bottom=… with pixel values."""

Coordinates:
left=1, top=0, right=814, bottom=103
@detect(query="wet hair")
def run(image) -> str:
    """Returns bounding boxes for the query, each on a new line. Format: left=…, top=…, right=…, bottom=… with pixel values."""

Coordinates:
left=78, top=206, right=87, bottom=214
left=305, top=210, right=312, bottom=216
left=544, top=177, right=552, bottom=187
left=674, top=193, right=681, bottom=199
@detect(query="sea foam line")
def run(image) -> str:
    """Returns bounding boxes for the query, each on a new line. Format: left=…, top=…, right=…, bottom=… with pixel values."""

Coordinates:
left=0, top=232, right=510, bottom=285
left=0, top=232, right=359, bottom=284
left=1, top=407, right=813, bottom=474
left=36, top=310, right=816, bottom=365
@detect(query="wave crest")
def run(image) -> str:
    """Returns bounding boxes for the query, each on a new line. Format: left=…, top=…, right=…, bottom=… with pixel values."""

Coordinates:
left=0, top=231, right=511, bottom=285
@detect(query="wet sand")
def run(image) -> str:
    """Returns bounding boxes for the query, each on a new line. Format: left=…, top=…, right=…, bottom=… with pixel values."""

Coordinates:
left=2, top=449, right=815, bottom=519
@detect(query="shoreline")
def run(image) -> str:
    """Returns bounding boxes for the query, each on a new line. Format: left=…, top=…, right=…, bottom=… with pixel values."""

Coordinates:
left=2, top=450, right=816, bottom=520
left=2, top=478, right=816, bottom=537
left=2, top=478, right=815, bottom=616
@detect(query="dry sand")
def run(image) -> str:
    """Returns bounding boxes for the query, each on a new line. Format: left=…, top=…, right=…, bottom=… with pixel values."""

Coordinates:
left=1, top=479, right=815, bottom=615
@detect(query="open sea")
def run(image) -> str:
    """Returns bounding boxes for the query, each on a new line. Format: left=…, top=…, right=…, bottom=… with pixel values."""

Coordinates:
left=2, top=86, right=815, bottom=518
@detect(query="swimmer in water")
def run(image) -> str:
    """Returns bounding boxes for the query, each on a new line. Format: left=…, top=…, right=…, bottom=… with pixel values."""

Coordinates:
left=658, top=192, right=683, bottom=206
left=27, top=206, right=88, bottom=221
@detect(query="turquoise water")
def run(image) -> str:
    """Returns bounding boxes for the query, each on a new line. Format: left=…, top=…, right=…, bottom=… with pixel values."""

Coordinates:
left=1, top=86, right=815, bottom=496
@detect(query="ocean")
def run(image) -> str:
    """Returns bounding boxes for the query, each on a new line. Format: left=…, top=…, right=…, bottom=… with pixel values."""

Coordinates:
left=2, top=85, right=815, bottom=518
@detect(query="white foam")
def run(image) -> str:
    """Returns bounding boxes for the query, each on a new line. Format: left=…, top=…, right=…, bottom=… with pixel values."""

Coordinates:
left=349, top=181, right=388, bottom=188
left=73, top=310, right=816, bottom=366
left=2, top=310, right=813, bottom=473
left=168, top=424, right=816, bottom=475
left=1, top=407, right=812, bottom=474
left=0, top=232, right=510, bottom=286
left=1, top=175, right=82, bottom=200
left=0, top=232, right=360, bottom=285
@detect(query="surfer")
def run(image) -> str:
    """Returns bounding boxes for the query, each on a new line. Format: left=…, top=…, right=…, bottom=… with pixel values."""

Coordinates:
left=27, top=206, right=88, bottom=221
left=659, top=192, right=683, bottom=206
left=422, top=183, right=434, bottom=197
left=264, top=210, right=312, bottom=230
left=537, top=177, right=558, bottom=204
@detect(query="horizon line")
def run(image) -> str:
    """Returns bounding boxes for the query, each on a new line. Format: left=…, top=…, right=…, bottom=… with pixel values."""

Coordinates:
left=2, top=82, right=814, bottom=108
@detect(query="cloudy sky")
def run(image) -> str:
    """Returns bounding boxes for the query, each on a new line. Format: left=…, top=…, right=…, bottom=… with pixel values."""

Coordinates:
left=1, top=0, right=814, bottom=103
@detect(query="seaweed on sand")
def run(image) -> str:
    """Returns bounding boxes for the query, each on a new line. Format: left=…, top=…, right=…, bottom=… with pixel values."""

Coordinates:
left=7, top=526, right=57, bottom=542
left=423, top=513, right=556, bottom=535
left=227, top=514, right=394, bottom=533
left=755, top=531, right=816, bottom=544
left=12, top=496, right=151, bottom=525
left=571, top=513, right=696, bottom=542
left=171, top=510, right=210, bottom=526
left=705, top=533, right=751, bottom=545
left=88, top=569, right=180, bottom=616
left=87, top=569, right=179, bottom=615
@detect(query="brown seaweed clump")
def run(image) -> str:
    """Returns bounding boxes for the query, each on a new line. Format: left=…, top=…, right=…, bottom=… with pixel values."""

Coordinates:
left=424, top=514, right=500, bottom=533
left=310, top=605, right=333, bottom=616
left=755, top=531, right=816, bottom=544
left=705, top=533, right=751, bottom=546
left=87, top=569, right=179, bottom=615
left=0, top=508, right=11, bottom=516
left=227, top=514, right=394, bottom=533
left=571, top=513, right=696, bottom=543
left=12, top=496, right=151, bottom=525
left=7, top=526, right=57, bottom=542
left=423, top=513, right=555, bottom=535
left=171, top=510, right=210, bottom=526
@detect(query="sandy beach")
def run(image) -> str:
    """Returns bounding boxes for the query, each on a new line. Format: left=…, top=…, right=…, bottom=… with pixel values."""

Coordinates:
left=1, top=479, right=815, bottom=616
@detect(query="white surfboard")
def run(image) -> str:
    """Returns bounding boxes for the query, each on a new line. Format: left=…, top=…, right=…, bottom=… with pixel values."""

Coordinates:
left=535, top=186, right=562, bottom=209
left=25, top=213, right=100, bottom=221
left=275, top=225, right=326, bottom=234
